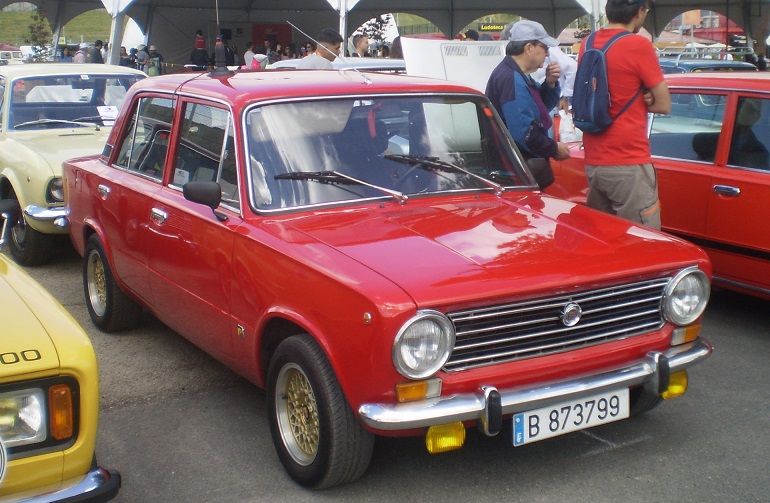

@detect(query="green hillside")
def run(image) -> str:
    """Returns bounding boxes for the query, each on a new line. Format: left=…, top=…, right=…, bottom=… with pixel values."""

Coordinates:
left=0, top=9, right=111, bottom=47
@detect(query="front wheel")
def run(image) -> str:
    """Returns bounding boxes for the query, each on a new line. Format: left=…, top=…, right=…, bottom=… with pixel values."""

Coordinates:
left=7, top=194, right=56, bottom=266
left=83, top=235, right=142, bottom=332
left=267, top=334, right=374, bottom=489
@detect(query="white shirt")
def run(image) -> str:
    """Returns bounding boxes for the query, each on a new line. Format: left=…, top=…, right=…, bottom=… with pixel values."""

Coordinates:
left=296, top=53, right=333, bottom=69
left=244, top=50, right=255, bottom=67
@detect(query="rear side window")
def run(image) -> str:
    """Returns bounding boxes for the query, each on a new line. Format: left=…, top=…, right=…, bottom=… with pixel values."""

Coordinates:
left=649, top=92, right=727, bottom=163
left=114, top=96, right=174, bottom=180
left=728, top=97, right=770, bottom=171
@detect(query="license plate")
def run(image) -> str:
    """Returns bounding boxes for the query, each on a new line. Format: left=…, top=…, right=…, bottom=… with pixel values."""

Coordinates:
left=513, top=388, right=630, bottom=446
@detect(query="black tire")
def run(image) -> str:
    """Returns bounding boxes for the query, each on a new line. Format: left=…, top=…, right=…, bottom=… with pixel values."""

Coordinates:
left=83, top=234, right=142, bottom=332
left=629, top=386, right=662, bottom=416
left=267, top=334, right=374, bottom=489
left=7, top=193, right=55, bottom=266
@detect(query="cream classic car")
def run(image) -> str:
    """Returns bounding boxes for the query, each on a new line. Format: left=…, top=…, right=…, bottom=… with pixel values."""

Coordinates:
left=0, top=63, right=144, bottom=265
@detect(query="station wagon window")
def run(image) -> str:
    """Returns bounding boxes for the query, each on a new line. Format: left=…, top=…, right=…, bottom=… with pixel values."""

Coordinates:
left=728, top=97, right=770, bottom=171
left=114, top=96, right=174, bottom=180
left=649, top=92, right=727, bottom=163
left=245, top=95, right=527, bottom=211
left=171, top=102, right=238, bottom=205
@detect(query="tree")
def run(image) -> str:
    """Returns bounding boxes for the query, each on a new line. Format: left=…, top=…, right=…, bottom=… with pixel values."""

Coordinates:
left=360, top=14, right=392, bottom=47
left=24, top=8, right=53, bottom=62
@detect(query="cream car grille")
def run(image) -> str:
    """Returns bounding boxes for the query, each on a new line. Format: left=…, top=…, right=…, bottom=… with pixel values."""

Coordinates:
left=445, top=278, right=669, bottom=371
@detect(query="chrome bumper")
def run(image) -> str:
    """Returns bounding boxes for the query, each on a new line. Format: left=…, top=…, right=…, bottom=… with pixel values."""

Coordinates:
left=10, top=467, right=120, bottom=503
left=358, top=338, right=712, bottom=433
left=23, top=205, right=69, bottom=230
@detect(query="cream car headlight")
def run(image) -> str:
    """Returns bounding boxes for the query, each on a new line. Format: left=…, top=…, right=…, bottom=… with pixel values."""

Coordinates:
left=47, top=177, right=64, bottom=203
left=0, top=388, right=47, bottom=447
left=393, top=310, right=455, bottom=379
left=662, top=267, right=710, bottom=326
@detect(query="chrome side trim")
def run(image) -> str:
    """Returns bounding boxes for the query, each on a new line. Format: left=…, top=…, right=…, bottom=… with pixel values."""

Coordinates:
left=358, top=338, right=712, bottom=431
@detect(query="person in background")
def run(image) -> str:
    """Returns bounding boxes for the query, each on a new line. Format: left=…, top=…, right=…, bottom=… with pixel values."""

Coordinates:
left=135, top=44, right=149, bottom=71
left=118, top=46, right=131, bottom=67
left=579, top=0, right=670, bottom=229
left=463, top=29, right=479, bottom=41
left=378, top=45, right=390, bottom=58
left=60, top=46, right=73, bottom=62
left=296, top=28, right=342, bottom=69
left=351, top=34, right=370, bottom=57
left=195, top=29, right=205, bottom=51
left=485, top=20, right=570, bottom=167
left=389, top=36, right=403, bottom=58
left=73, top=42, right=88, bottom=63
left=243, top=41, right=255, bottom=68
left=87, top=40, right=104, bottom=63
left=757, top=55, right=767, bottom=71
left=146, top=45, right=164, bottom=76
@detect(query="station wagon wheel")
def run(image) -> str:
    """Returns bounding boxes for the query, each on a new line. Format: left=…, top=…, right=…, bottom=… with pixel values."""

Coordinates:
left=267, top=334, right=374, bottom=488
left=7, top=191, right=55, bottom=266
left=83, top=234, right=142, bottom=332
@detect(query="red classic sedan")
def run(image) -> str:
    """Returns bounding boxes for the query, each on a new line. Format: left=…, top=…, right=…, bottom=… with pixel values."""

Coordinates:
left=59, top=68, right=712, bottom=488
left=549, top=73, right=770, bottom=300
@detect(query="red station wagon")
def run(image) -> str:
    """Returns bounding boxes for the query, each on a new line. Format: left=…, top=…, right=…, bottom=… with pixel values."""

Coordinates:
left=549, top=73, right=770, bottom=300
left=56, top=68, right=713, bottom=488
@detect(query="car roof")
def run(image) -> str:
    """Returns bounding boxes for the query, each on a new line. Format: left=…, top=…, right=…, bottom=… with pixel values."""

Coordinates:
left=0, top=63, right=146, bottom=79
left=269, top=57, right=406, bottom=72
left=664, top=71, right=770, bottom=92
left=658, top=58, right=757, bottom=72
left=127, top=69, right=480, bottom=108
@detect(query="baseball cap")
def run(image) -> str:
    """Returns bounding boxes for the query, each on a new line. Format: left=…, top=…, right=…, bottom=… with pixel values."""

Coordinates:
left=79, top=42, right=88, bottom=49
left=149, top=45, right=156, bottom=51
left=508, top=20, right=558, bottom=47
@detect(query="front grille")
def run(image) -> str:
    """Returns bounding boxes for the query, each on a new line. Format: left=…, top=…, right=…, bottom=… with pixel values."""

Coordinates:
left=444, top=278, right=669, bottom=371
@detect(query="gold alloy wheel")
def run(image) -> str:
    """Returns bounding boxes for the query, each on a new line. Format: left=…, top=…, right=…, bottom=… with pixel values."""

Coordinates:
left=86, top=249, right=108, bottom=317
left=276, top=363, right=319, bottom=465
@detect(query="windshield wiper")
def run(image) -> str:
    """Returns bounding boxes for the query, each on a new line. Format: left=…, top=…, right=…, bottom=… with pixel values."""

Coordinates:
left=274, top=170, right=407, bottom=203
left=13, top=118, right=100, bottom=130
left=383, top=154, right=504, bottom=196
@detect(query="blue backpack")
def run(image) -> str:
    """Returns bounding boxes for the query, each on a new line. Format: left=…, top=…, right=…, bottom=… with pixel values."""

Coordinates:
left=572, top=31, right=642, bottom=134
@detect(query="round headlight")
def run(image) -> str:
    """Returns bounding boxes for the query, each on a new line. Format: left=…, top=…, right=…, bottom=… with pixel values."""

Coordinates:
left=47, top=177, right=64, bottom=203
left=393, top=310, right=455, bottom=379
left=662, top=267, right=710, bottom=326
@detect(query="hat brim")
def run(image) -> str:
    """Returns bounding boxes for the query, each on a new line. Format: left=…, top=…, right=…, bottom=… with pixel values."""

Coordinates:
left=541, top=36, right=559, bottom=47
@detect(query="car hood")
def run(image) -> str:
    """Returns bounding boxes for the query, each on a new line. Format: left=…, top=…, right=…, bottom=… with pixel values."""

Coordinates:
left=7, top=128, right=110, bottom=174
left=0, top=264, right=59, bottom=377
left=278, top=194, right=706, bottom=307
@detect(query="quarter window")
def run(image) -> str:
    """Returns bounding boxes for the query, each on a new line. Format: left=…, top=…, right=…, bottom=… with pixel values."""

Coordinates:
left=649, top=92, right=727, bottom=163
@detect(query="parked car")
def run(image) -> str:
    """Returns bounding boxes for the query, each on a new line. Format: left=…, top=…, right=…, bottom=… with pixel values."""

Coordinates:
left=0, top=201, right=120, bottom=501
left=59, top=68, right=712, bottom=488
left=268, top=57, right=406, bottom=73
left=548, top=72, right=770, bottom=300
left=658, top=57, right=758, bottom=74
left=0, top=63, right=145, bottom=266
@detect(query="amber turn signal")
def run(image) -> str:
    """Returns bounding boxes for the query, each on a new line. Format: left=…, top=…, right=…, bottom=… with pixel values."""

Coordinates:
left=49, top=384, right=74, bottom=440
left=661, top=370, right=688, bottom=400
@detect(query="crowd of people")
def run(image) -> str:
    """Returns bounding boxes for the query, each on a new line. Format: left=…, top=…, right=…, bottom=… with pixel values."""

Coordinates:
left=56, top=39, right=165, bottom=75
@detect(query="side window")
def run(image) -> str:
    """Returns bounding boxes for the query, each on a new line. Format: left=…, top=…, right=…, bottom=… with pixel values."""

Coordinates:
left=171, top=102, right=239, bottom=205
left=728, top=97, right=770, bottom=171
left=114, top=96, right=174, bottom=179
left=649, top=92, right=727, bottom=163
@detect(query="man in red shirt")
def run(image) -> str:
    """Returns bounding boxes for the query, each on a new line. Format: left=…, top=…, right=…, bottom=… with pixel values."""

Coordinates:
left=579, top=0, right=670, bottom=229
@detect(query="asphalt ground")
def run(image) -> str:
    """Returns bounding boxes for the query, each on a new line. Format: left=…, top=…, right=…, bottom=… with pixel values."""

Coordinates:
left=21, top=246, right=770, bottom=503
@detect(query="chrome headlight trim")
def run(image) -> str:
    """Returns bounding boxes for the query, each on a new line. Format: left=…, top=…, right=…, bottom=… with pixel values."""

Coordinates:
left=662, top=267, right=711, bottom=326
left=393, top=310, right=455, bottom=380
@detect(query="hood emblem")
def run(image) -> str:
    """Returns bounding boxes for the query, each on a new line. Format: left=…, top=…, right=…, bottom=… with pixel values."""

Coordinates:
left=561, top=302, right=582, bottom=327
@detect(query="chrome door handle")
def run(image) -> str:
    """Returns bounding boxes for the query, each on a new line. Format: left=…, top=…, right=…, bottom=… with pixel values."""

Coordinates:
left=97, top=184, right=111, bottom=198
left=713, top=185, right=740, bottom=197
left=150, top=207, right=168, bottom=224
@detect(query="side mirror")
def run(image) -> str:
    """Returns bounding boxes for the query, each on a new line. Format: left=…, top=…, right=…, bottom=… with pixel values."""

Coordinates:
left=183, top=181, right=227, bottom=221
left=526, top=158, right=554, bottom=190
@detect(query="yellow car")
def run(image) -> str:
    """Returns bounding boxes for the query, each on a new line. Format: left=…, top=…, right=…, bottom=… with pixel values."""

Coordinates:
left=0, top=201, right=119, bottom=501
left=0, top=63, right=144, bottom=266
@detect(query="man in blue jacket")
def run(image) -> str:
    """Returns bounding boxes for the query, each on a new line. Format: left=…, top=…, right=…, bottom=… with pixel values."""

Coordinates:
left=486, top=20, right=570, bottom=163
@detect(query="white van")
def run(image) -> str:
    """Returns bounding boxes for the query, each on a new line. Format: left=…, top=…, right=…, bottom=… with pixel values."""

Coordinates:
left=0, top=50, right=24, bottom=65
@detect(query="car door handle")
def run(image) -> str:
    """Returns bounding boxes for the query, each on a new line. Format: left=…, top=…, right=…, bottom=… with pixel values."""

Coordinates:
left=150, top=208, right=168, bottom=224
left=713, top=185, right=740, bottom=197
left=97, top=184, right=111, bottom=198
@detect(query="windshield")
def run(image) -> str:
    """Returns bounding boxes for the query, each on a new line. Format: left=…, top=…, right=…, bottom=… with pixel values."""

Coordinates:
left=8, top=74, right=144, bottom=130
left=246, top=95, right=529, bottom=211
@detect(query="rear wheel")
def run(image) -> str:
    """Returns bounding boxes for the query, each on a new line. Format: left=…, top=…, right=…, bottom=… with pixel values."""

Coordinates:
left=7, top=192, right=55, bottom=266
left=83, top=234, right=142, bottom=332
left=267, top=334, right=374, bottom=488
